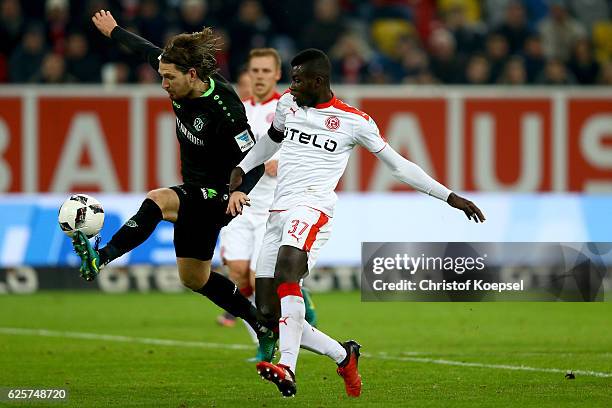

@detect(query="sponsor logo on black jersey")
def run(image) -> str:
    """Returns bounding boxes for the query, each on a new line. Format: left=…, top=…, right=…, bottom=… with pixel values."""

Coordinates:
left=176, top=117, right=204, bottom=146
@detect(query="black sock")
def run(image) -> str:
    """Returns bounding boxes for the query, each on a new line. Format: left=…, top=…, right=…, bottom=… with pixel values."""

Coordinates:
left=195, top=272, right=267, bottom=335
left=99, top=198, right=163, bottom=265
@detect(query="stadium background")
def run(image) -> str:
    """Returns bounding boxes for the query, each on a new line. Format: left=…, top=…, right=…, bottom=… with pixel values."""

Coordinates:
left=0, top=1, right=611, bottom=407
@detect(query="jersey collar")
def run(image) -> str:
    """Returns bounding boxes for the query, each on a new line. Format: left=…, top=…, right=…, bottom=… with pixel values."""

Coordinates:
left=201, top=77, right=216, bottom=97
left=314, top=93, right=336, bottom=109
left=250, top=91, right=281, bottom=106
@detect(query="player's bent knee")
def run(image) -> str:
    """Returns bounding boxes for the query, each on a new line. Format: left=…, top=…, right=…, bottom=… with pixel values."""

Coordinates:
left=177, top=259, right=211, bottom=290
left=146, top=188, right=179, bottom=222
left=180, top=274, right=206, bottom=290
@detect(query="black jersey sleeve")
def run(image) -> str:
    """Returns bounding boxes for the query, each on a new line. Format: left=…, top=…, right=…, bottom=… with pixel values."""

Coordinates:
left=110, top=26, right=162, bottom=70
left=236, top=164, right=265, bottom=195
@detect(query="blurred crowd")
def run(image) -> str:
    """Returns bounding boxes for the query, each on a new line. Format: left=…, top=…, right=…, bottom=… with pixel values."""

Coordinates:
left=1, top=0, right=612, bottom=86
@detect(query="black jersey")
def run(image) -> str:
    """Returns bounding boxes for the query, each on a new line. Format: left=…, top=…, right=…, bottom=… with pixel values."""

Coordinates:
left=169, top=74, right=254, bottom=189
left=110, top=27, right=261, bottom=193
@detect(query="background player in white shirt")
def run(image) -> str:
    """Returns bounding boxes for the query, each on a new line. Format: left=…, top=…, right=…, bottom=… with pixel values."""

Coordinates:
left=218, top=49, right=318, bottom=347
left=229, top=49, right=485, bottom=398
left=217, top=49, right=280, bottom=330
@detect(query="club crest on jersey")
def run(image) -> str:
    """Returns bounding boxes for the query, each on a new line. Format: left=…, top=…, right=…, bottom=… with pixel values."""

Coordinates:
left=325, top=116, right=340, bottom=131
left=193, top=116, right=205, bottom=131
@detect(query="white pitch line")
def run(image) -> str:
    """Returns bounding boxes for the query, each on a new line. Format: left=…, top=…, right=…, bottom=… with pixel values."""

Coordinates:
left=0, top=327, right=252, bottom=351
left=369, top=354, right=612, bottom=378
left=1, top=327, right=611, bottom=378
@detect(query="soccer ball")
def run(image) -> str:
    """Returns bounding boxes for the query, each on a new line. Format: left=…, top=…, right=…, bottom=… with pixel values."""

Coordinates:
left=58, top=194, right=105, bottom=238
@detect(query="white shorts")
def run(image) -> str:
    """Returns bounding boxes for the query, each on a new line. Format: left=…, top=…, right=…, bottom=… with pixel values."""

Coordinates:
left=219, top=210, right=269, bottom=271
left=256, top=206, right=332, bottom=279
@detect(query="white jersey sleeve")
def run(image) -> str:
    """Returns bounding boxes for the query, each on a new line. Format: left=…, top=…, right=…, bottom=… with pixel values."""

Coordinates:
left=238, top=133, right=280, bottom=173
left=375, top=145, right=452, bottom=200
left=353, top=116, right=387, bottom=153
left=271, top=92, right=293, bottom=133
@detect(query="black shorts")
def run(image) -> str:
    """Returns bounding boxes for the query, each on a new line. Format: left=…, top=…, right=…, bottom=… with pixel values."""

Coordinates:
left=169, top=183, right=234, bottom=261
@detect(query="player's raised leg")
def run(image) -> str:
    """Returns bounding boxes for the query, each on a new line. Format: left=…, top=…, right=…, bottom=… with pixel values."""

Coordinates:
left=72, top=188, right=174, bottom=280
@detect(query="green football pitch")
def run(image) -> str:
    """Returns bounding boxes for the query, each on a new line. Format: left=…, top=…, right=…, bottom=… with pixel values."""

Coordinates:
left=0, top=291, right=610, bottom=407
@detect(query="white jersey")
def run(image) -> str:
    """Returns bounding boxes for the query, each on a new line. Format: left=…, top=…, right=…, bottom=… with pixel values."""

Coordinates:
left=271, top=93, right=386, bottom=216
left=242, top=92, right=280, bottom=213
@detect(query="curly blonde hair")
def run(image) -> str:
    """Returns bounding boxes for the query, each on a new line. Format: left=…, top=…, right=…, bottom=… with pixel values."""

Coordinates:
left=161, top=27, right=220, bottom=80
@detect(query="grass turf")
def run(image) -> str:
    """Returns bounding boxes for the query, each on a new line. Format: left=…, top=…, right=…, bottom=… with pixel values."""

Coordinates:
left=0, top=291, right=610, bottom=407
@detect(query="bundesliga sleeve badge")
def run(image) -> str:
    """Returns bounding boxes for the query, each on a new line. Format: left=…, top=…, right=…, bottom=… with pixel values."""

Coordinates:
left=234, top=130, right=255, bottom=152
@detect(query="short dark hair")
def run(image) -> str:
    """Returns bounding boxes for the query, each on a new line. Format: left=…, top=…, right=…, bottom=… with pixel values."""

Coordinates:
left=161, top=27, right=219, bottom=80
left=291, top=48, right=331, bottom=83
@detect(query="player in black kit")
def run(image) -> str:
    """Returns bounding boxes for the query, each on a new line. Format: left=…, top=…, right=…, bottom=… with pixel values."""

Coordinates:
left=71, top=10, right=272, bottom=342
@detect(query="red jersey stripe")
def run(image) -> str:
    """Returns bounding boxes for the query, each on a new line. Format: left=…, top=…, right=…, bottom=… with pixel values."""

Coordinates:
left=332, top=98, right=370, bottom=121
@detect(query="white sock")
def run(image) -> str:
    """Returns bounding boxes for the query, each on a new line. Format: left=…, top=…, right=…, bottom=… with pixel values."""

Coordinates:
left=241, top=319, right=259, bottom=344
left=300, top=321, right=347, bottom=364
left=241, top=293, right=258, bottom=343
left=277, top=283, right=305, bottom=374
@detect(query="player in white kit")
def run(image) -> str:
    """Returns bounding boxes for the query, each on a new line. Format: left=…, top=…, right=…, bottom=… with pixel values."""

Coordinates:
left=228, top=49, right=485, bottom=398
left=218, top=49, right=318, bottom=350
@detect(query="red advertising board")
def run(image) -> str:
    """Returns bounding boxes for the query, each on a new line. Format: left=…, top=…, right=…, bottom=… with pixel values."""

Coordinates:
left=37, top=97, right=130, bottom=192
left=568, top=98, right=612, bottom=192
left=0, top=89, right=610, bottom=193
left=0, top=97, right=21, bottom=192
left=463, top=98, right=553, bottom=191
left=358, top=98, right=447, bottom=191
left=146, top=97, right=180, bottom=190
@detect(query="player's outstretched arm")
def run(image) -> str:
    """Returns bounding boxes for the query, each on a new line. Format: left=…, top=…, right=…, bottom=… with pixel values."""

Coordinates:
left=91, top=9, right=162, bottom=69
left=446, top=192, right=485, bottom=223
left=91, top=9, right=117, bottom=38
left=375, top=145, right=485, bottom=223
